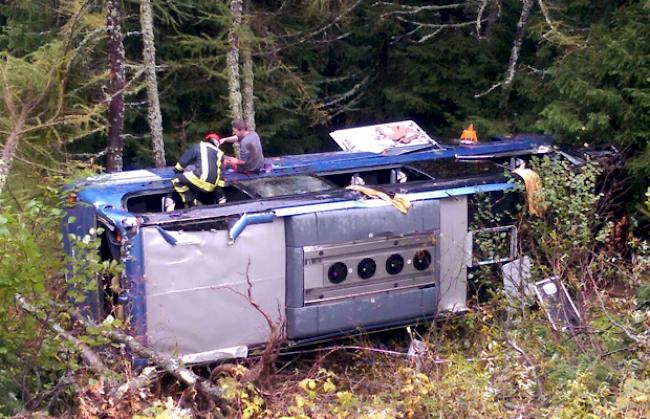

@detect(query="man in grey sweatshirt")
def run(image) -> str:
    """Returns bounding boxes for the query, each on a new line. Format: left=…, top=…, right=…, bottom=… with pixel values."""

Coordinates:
left=218, top=119, right=265, bottom=174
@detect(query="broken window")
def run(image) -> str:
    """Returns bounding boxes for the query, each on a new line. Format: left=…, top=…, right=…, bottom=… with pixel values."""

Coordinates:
left=467, top=225, right=518, bottom=266
left=237, top=175, right=336, bottom=198
left=320, top=166, right=431, bottom=187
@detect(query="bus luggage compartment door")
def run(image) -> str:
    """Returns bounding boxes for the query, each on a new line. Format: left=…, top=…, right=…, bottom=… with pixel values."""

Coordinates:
left=140, top=219, right=286, bottom=361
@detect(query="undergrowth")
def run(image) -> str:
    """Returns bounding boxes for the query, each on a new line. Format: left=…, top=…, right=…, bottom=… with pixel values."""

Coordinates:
left=0, top=158, right=648, bottom=417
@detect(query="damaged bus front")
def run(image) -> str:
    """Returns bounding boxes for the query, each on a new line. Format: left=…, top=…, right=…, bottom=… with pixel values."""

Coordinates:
left=63, top=121, right=552, bottom=363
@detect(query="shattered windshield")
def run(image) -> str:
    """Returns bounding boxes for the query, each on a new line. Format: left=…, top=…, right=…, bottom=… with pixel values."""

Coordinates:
left=238, top=175, right=337, bottom=198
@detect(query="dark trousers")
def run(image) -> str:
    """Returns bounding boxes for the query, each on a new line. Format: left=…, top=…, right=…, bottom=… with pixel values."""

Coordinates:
left=171, top=173, right=222, bottom=207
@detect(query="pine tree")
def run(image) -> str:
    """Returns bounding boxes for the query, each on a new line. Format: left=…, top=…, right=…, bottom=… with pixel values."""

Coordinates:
left=0, top=3, right=106, bottom=194
left=106, top=0, right=126, bottom=172
left=139, top=0, right=166, bottom=167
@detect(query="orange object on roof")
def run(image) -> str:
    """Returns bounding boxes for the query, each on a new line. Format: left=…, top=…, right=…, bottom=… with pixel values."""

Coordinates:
left=460, top=124, right=478, bottom=143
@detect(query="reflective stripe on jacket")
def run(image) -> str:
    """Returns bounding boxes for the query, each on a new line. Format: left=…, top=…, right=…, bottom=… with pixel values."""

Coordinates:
left=174, top=142, right=224, bottom=192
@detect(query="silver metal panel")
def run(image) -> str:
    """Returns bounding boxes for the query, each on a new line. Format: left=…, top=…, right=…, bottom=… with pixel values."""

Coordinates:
left=141, top=220, right=286, bottom=358
left=438, top=197, right=468, bottom=312
left=302, top=233, right=436, bottom=304
left=285, top=246, right=305, bottom=307
left=534, top=276, right=581, bottom=331
left=315, top=203, right=432, bottom=244
left=305, top=276, right=432, bottom=304
left=284, top=200, right=441, bottom=339
left=286, top=287, right=438, bottom=339
left=284, top=200, right=440, bottom=247
left=274, top=184, right=510, bottom=220
left=284, top=213, right=317, bottom=247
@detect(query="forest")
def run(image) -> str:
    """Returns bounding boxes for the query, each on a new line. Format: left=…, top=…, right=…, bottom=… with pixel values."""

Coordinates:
left=0, top=0, right=649, bottom=417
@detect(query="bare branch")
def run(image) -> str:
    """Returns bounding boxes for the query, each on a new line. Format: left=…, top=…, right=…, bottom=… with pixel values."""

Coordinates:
left=104, top=68, right=146, bottom=104
left=326, top=95, right=364, bottom=121
left=415, top=27, right=446, bottom=43
left=255, top=0, right=365, bottom=58
left=394, top=16, right=480, bottom=30
left=536, top=0, right=559, bottom=41
left=225, top=260, right=285, bottom=386
left=474, top=0, right=534, bottom=103
left=502, top=329, right=545, bottom=401
left=111, top=366, right=159, bottom=401
left=476, top=0, right=489, bottom=38
left=502, top=0, right=534, bottom=90
left=323, top=75, right=370, bottom=108
left=310, top=32, right=352, bottom=44
left=12, top=154, right=69, bottom=175
left=474, top=81, right=502, bottom=98
left=375, top=1, right=467, bottom=18
left=522, top=64, right=549, bottom=77
left=278, top=0, right=364, bottom=43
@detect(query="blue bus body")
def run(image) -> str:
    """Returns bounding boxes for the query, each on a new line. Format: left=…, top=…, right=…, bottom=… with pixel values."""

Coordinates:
left=63, top=129, right=551, bottom=363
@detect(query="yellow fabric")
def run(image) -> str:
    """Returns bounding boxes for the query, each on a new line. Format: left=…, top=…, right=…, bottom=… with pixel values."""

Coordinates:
left=199, top=142, right=224, bottom=183
left=346, top=184, right=411, bottom=214
left=184, top=172, right=218, bottom=192
left=216, top=148, right=223, bottom=187
left=174, top=162, right=184, bottom=171
left=513, top=167, right=544, bottom=217
left=171, top=178, right=190, bottom=203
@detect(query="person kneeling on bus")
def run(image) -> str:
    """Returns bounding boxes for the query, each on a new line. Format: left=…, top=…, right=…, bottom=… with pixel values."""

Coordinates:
left=169, top=132, right=233, bottom=210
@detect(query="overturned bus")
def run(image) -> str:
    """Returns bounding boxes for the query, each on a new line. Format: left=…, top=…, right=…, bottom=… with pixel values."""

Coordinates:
left=63, top=121, right=551, bottom=363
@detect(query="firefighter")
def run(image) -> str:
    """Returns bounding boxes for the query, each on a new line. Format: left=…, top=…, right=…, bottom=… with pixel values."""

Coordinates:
left=169, top=132, right=229, bottom=209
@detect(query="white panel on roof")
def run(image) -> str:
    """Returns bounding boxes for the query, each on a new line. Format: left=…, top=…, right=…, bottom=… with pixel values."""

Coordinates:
left=329, top=120, right=437, bottom=153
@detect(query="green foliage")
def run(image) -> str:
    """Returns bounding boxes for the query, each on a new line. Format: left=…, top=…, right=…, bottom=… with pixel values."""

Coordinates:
left=0, top=174, right=123, bottom=415
left=133, top=397, right=193, bottom=419
left=251, top=292, right=649, bottom=418
left=536, top=2, right=650, bottom=196
left=0, top=188, right=66, bottom=414
left=0, top=0, right=60, bottom=54
left=0, top=1, right=107, bottom=184
left=524, top=156, right=606, bottom=280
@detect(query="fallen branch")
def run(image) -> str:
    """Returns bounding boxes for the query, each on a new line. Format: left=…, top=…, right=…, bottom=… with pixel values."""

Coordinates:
left=110, top=366, right=159, bottom=401
left=67, top=309, right=230, bottom=418
left=15, top=294, right=114, bottom=382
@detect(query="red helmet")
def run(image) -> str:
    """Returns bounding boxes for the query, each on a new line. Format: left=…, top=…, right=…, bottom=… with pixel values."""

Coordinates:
left=204, top=132, right=220, bottom=142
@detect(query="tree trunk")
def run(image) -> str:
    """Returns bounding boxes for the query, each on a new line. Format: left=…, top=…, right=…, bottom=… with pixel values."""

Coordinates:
left=500, top=0, right=534, bottom=107
left=242, top=43, right=255, bottom=131
left=241, top=1, right=255, bottom=130
left=140, top=0, right=166, bottom=167
left=106, top=0, right=126, bottom=173
left=228, top=0, right=243, bottom=157
left=0, top=108, right=27, bottom=197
